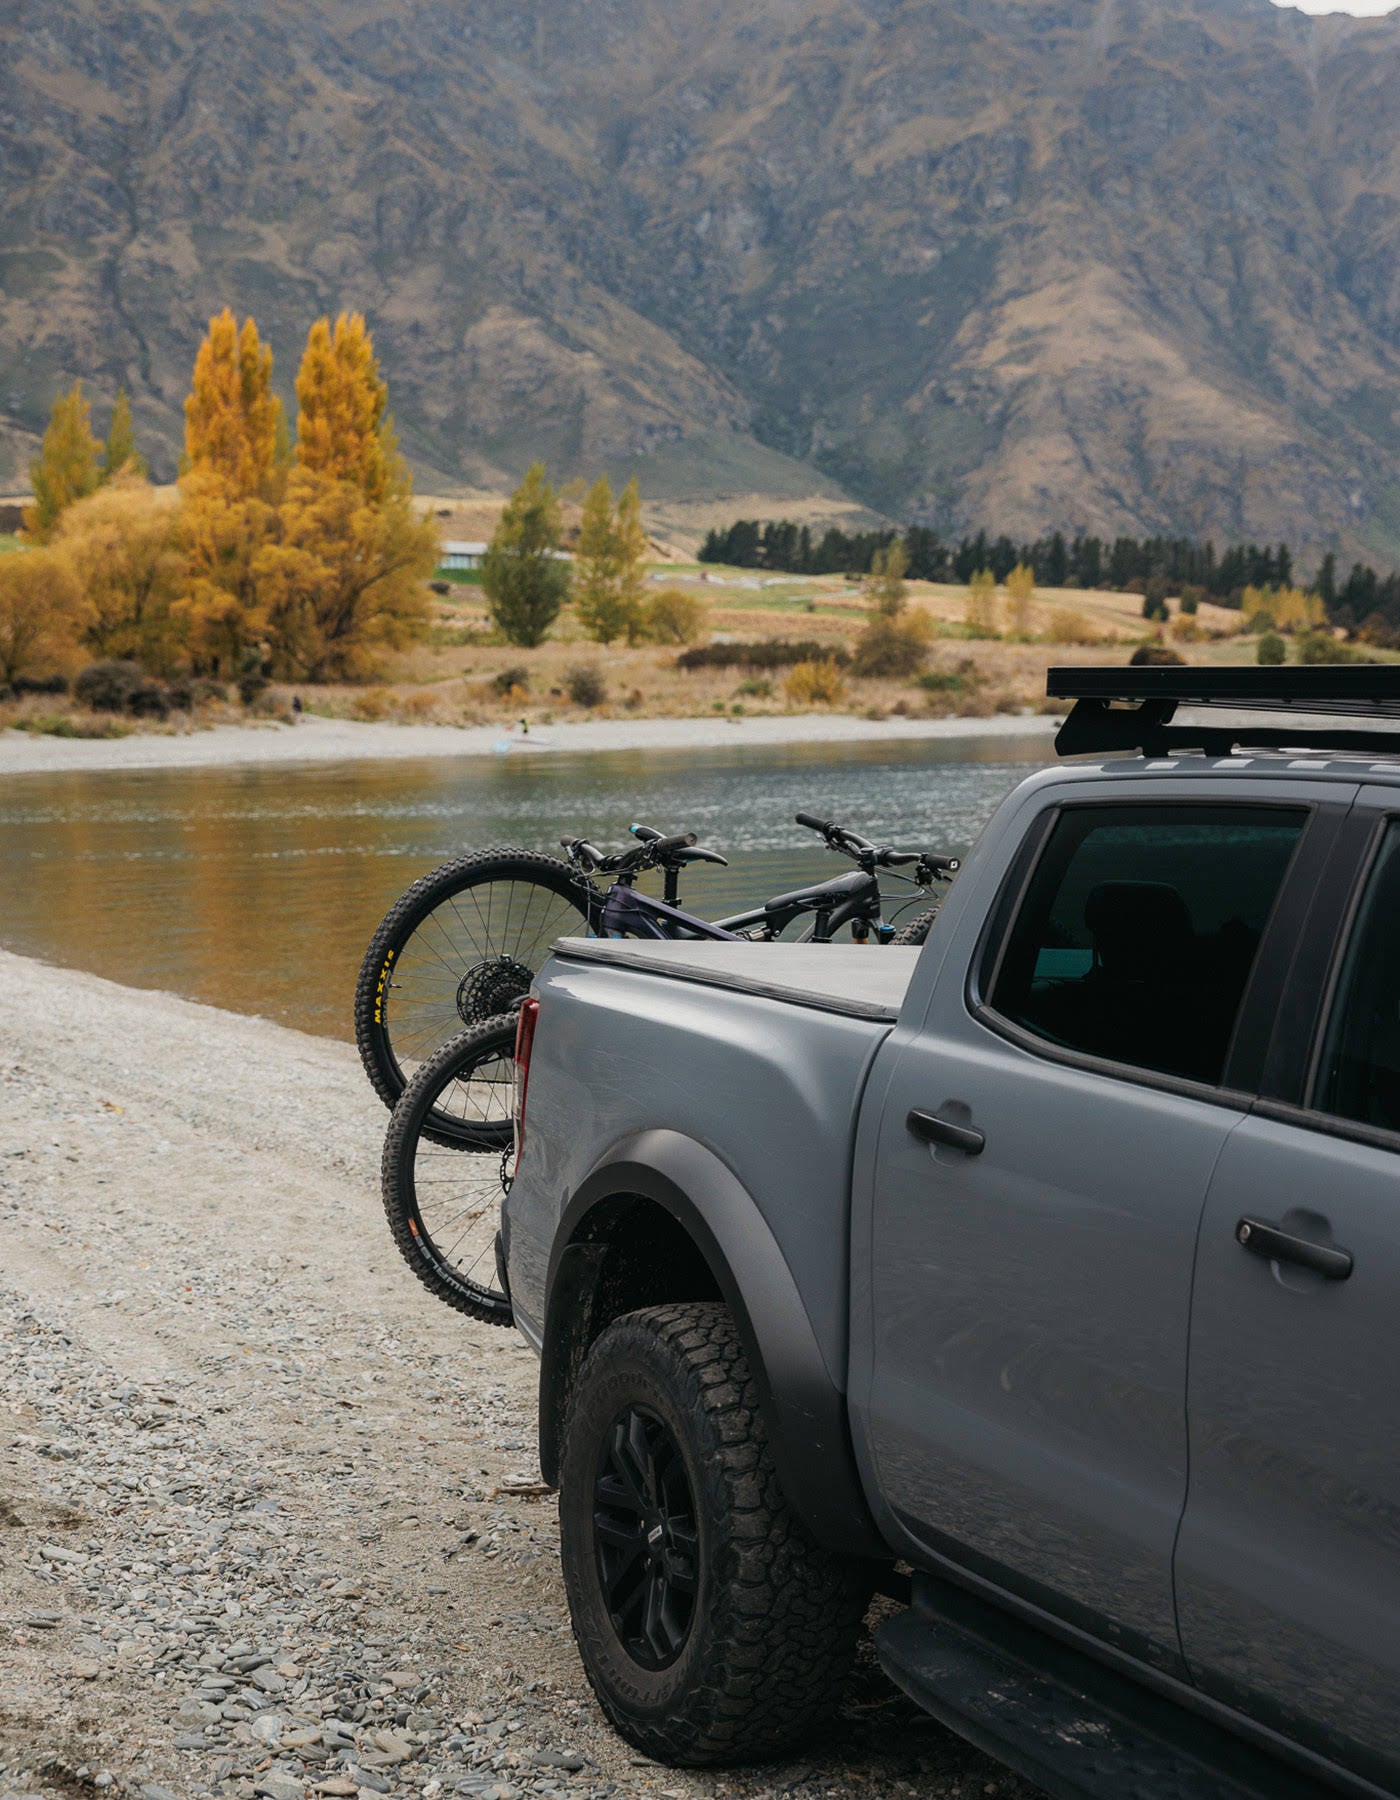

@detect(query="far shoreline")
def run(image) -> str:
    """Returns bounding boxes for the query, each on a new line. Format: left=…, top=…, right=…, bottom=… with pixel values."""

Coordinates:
left=0, top=709, right=1060, bottom=777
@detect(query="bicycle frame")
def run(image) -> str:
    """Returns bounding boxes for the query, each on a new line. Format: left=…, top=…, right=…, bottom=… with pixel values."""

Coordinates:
left=596, top=868, right=886, bottom=943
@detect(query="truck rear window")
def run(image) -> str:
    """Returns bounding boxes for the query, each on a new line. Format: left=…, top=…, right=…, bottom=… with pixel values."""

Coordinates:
left=988, top=804, right=1306, bottom=1085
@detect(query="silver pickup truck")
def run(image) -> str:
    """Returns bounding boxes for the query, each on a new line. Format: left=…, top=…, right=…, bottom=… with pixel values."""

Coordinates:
left=501, top=669, right=1400, bottom=1800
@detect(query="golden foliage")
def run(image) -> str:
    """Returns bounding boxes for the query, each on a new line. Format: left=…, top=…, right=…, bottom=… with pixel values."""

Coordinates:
left=184, top=310, right=282, bottom=497
left=25, top=383, right=102, bottom=541
left=54, top=476, right=184, bottom=673
left=1005, top=563, right=1035, bottom=636
left=783, top=657, right=846, bottom=706
left=964, top=568, right=999, bottom=637
left=574, top=476, right=648, bottom=644
left=1044, top=606, right=1096, bottom=645
left=103, top=390, right=146, bottom=481
left=861, top=540, right=907, bottom=617
left=253, top=466, right=435, bottom=681
left=0, top=548, right=87, bottom=684
left=643, top=586, right=708, bottom=645
left=295, top=313, right=393, bottom=502
left=173, top=470, right=277, bottom=676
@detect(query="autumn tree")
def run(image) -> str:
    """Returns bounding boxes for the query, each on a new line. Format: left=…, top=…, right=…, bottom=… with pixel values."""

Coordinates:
left=56, top=476, right=184, bottom=672
left=574, top=477, right=648, bottom=645
left=852, top=540, right=929, bottom=677
left=1005, top=562, right=1035, bottom=636
left=102, top=390, right=147, bottom=481
left=0, top=549, right=87, bottom=686
left=25, top=384, right=102, bottom=541
left=252, top=313, right=435, bottom=680
left=964, top=568, right=999, bottom=637
left=175, top=311, right=283, bottom=675
left=482, top=463, right=571, bottom=648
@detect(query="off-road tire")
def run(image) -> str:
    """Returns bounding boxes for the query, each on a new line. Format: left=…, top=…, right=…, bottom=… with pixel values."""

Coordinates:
left=354, top=848, right=598, bottom=1125
left=891, top=906, right=938, bottom=947
left=558, top=1303, right=872, bottom=1764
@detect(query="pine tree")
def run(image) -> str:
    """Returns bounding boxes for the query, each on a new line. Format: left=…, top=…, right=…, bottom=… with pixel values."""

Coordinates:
left=102, top=389, right=147, bottom=482
left=25, top=383, right=102, bottom=540
left=482, top=464, right=570, bottom=648
left=574, top=477, right=648, bottom=645
left=183, top=309, right=282, bottom=496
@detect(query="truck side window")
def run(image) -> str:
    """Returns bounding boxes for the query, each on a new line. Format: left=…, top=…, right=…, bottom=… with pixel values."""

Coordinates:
left=987, top=804, right=1306, bottom=1085
left=1314, top=822, right=1400, bottom=1134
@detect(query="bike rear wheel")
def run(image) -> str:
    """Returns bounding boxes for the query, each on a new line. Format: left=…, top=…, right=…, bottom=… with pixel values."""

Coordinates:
left=355, top=848, right=598, bottom=1132
left=381, top=1017, right=518, bottom=1325
left=891, top=906, right=938, bottom=946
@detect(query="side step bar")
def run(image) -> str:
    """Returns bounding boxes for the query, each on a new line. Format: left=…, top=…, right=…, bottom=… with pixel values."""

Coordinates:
left=875, top=1576, right=1352, bottom=1800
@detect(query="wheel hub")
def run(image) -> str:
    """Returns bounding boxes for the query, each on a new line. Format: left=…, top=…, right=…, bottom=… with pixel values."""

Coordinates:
left=593, top=1406, right=698, bottom=1670
left=455, top=955, right=533, bottom=1026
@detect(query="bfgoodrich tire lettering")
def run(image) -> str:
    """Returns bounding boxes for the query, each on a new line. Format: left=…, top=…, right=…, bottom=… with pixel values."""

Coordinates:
left=558, top=1303, right=872, bottom=1765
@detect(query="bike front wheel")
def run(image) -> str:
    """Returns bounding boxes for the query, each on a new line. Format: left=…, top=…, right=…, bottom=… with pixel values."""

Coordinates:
left=381, top=1017, right=518, bottom=1325
left=355, top=848, right=598, bottom=1126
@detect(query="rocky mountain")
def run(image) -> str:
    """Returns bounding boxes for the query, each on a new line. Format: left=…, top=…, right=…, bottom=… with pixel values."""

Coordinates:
left=3, top=0, right=1400, bottom=563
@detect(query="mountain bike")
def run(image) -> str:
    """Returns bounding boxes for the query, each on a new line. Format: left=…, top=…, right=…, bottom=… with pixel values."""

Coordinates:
left=375, top=818, right=958, bottom=1319
left=355, top=813, right=957, bottom=1137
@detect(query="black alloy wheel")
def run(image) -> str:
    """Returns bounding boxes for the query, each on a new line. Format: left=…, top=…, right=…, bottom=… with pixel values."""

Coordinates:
left=593, top=1406, right=699, bottom=1670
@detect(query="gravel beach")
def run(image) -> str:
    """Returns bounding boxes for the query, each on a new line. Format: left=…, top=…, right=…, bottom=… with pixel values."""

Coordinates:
left=0, top=712, right=1056, bottom=778
left=0, top=948, right=1040, bottom=1800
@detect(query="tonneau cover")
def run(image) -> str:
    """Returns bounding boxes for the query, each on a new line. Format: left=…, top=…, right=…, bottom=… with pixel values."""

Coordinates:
left=550, top=937, right=918, bottom=1022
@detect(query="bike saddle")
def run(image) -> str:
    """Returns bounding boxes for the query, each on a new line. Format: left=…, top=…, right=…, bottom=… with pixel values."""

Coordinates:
left=764, top=869, right=870, bottom=913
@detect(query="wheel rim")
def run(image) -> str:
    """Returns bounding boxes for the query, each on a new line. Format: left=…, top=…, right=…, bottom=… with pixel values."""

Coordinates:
left=592, top=1406, right=699, bottom=1670
left=406, top=1036, right=515, bottom=1302
left=384, top=872, right=589, bottom=1088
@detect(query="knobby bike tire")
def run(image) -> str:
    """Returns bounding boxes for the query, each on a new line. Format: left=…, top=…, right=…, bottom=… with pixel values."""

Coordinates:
left=381, top=1018, right=518, bottom=1326
left=354, top=847, right=599, bottom=1137
left=891, top=906, right=939, bottom=946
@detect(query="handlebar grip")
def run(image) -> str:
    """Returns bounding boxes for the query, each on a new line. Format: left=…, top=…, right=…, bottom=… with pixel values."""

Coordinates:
left=795, top=812, right=835, bottom=834
left=630, top=822, right=663, bottom=842
left=880, top=849, right=921, bottom=867
left=653, top=832, right=699, bottom=858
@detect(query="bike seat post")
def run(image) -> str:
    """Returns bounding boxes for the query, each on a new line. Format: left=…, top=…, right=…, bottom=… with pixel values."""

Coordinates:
left=663, top=864, right=681, bottom=908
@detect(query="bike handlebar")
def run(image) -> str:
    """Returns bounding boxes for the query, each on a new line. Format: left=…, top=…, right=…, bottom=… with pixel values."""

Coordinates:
left=795, top=812, right=959, bottom=880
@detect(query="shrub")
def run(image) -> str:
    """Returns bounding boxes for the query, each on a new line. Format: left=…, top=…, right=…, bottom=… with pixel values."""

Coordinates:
left=493, top=665, right=530, bottom=696
left=851, top=613, right=931, bottom=678
left=919, top=657, right=981, bottom=698
left=643, top=587, right=708, bottom=645
left=350, top=687, right=392, bottom=720
left=783, top=658, right=846, bottom=706
left=676, top=638, right=849, bottom=673
left=1179, top=585, right=1206, bottom=616
left=1257, top=632, right=1287, bottom=665
left=127, top=681, right=170, bottom=719
left=1297, top=631, right=1365, bottom=665
left=1129, top=643, right=1185, bottom=666
left=74, top=659, right=144, bottom=712
left=1246, top=608, right=1276, bottom=634
left=1044, top=608, right=1097, bottom=645
left=735, top=677, right=772, bottom=699
left=12, top=671, right=70, bottom=695
left=1141, top=589, right=1170, bottom=623
left=566, top=664, right=608, bottom=708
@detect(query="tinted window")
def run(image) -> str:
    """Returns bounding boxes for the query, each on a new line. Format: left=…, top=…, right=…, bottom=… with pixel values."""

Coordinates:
left=1314, top=822, right=1400, bottom=1134
left=988, top=805, right=1306, bottom=1084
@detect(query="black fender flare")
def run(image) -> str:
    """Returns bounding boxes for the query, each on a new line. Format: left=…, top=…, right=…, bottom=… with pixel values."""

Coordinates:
left=538, top=1127, right=888, bottom=1560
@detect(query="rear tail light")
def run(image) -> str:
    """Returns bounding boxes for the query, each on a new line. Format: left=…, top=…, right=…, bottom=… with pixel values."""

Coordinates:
left=512, top=996, right=540, bottom=1176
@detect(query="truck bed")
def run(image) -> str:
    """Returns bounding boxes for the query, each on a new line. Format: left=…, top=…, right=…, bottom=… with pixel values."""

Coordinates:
left=550, top=938, right=920, bottom=1021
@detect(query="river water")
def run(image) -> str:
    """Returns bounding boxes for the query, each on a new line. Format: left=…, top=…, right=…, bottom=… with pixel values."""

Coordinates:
left=0, top=734, right=1053, bottom=1041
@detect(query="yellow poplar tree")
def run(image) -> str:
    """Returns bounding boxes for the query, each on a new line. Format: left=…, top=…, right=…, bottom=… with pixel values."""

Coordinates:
left=102, top=389, right=147, bottom=481
left=254, top=313, right=435, bottom=680
left=1005, top=563, right=1035, bottom=636
left=175, top=311, right=282, bottom=676
left=574, top=476, right=648, bottom=645
left=24, top=383, right=102, bottom=541
left=965, top=568, right=999, bottom=637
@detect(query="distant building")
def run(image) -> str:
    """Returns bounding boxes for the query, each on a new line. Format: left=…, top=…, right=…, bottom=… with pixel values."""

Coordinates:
left=439, top=540, right=488, bottom=571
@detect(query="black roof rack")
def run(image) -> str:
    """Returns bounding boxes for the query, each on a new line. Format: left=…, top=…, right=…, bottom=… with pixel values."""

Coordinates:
left=1048, top=666, right=1400, bottom=758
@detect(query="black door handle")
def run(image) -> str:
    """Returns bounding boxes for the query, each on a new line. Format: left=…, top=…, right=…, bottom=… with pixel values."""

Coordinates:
left=1236, top=1217, right=1353, bottom=1282
left=908, top=1108, right=985, bottom=1156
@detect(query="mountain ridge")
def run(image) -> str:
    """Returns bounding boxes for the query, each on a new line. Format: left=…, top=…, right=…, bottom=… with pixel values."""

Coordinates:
left=3, top=0, right=1400, bottom=563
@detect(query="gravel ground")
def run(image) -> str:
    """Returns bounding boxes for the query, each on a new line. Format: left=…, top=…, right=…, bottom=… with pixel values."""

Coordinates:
left=0, top=947, right=1042, bottom=1800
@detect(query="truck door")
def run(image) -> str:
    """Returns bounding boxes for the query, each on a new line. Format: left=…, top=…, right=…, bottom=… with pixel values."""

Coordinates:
left=1176, top=804, right=1400, bottom=1792
left=855, top=795, right=1316, bottom=1674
